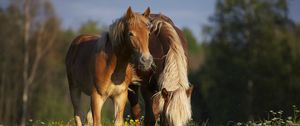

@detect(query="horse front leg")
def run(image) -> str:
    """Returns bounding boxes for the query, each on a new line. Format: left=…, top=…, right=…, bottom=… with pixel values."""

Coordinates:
left=91, top=90, right=106, bottom=126
left=86, top=108, right=93, bottom=125
left=113, top=90, right=128, bottom=126
left=141, top=86, right=160, bottom=126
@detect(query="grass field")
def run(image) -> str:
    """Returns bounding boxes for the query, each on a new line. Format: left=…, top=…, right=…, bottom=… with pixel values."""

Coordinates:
left=23, top=106, right=300, bottom=126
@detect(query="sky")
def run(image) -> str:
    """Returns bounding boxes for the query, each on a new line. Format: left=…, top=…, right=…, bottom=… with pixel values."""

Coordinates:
left=1, top=0, right=299, bottom=41
left=50, top=0, right=216, bottom=41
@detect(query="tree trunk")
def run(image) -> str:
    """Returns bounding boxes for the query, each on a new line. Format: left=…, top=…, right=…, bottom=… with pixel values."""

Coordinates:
left=21, top=82, right=29, bottom=126
left=0, top=65, right=5, bottom=121
left=21, top=0, right=30, bottom=125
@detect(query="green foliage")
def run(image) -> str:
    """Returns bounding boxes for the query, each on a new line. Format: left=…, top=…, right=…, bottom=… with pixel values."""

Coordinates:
left=182, top=27, right=199, bottom=53
left=79, top=20, right=102, bottom=34
left=192, top=0, right=300, bottom=125
left=0, top=1, right=104, bottom=125
left=182, top=27, right=205, bottom=71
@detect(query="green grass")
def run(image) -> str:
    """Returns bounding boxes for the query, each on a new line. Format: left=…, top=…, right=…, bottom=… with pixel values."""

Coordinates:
left=229, top=105, right=300, bottom=126
left=24, top=106, right=300, bottom=126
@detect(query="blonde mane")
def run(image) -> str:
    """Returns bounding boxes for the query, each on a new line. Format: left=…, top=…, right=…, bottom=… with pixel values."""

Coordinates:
left=108, top=12, right=149, bottom=48
left=108, top=18, right=125, bottom=48
left=152, top=19, right=192, bottom=126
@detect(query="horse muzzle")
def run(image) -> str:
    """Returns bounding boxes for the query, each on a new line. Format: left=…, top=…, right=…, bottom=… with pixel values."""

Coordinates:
left=138, top=54, right=153, bottom=71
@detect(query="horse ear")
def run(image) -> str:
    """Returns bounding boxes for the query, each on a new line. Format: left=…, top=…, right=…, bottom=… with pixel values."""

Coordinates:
left=186, top=85, right=194, bottom=98
left=125, top=6, right=134, bottom=19
left=161, top=88, right=169, bottom=99
left=143, top=7, right=151, bottom=17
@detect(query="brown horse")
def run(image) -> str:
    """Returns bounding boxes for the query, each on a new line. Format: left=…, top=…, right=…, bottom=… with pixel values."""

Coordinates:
left=128, top=14, right=193, bottom=126
left=65, top=7, right=152, bottom=126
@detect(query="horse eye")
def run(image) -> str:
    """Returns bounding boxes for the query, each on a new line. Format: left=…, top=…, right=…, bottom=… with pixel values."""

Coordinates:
left=128, top=32, right=134, bottom=36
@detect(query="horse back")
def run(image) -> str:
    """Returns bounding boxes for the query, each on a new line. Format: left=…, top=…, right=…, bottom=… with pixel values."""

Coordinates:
left=66, top=34, right=99, bottom=65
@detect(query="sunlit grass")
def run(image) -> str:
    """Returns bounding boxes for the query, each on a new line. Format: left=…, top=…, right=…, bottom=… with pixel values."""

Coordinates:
left=26, top=106, right=300, bottom=126
left=28, top=119, right=73, bottom=126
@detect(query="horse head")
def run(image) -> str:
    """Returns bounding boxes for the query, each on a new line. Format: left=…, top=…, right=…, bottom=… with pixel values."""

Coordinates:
left=123, top=7, right=153, bottom=71
left=161, top=85, right=194, bottom=126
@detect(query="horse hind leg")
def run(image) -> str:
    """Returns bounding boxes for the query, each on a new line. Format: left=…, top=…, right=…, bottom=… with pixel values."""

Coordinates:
left=69, top=85, right=84, bottom=126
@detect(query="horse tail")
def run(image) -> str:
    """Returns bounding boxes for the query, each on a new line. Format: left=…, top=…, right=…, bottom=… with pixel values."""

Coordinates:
left=152, top=19, right=192, bottom=125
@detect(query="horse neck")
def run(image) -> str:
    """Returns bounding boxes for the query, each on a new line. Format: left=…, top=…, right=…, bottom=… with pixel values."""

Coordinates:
left=110, top=41, right=132, bottom=81
left=105, top=33, right=131, bottom=64
left=113, top=43, right=131, bottom=63
left=114, top=53, right=129, bottom=73
left=158, top=22, right=189, bottom=90
left=158, top=34, right=171, bottom=56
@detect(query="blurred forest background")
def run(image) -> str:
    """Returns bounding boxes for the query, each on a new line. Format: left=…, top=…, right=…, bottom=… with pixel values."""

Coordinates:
left=0, top=0, right=300, bottom=125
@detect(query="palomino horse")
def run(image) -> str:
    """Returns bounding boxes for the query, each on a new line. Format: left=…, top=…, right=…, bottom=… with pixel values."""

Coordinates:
left=66, top=7, right=153, bottom=126
left=128, top=14, right=193, bottom=126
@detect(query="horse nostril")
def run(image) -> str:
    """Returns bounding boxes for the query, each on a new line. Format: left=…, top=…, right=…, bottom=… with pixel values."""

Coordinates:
left=140, top=55, right=153, bottom=64
left=140, top=56, right=147, bottom=63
